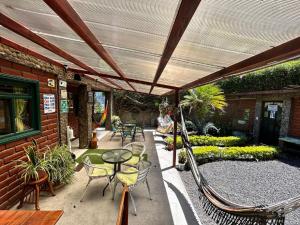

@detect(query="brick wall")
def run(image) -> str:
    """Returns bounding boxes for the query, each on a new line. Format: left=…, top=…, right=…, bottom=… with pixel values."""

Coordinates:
left=0, top=58, right=59, bottom=209
left=289, top=97, right=300, bottom=138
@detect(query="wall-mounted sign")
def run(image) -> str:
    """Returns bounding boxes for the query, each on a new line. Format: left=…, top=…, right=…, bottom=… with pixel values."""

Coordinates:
left=43, top=94, right=56, bottom=114
left=267, top=104, right=278, bottom=112
left=60, top=100, right=68, bottom=113
left=59, top=80, right=67, bottom=88
left=88, top=91, right=93, bottom=103
left=48, top=79, right=56, bottom=87
left=61, top=90, right=67, bottom=99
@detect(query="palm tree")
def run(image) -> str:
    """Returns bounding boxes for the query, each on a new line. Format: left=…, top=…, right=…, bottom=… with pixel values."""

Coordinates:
left=181, top=84, right=227, bottom=128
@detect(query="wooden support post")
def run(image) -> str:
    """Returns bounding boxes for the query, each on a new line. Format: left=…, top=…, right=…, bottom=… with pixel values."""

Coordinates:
left=173, top=90, right=179, bottom=167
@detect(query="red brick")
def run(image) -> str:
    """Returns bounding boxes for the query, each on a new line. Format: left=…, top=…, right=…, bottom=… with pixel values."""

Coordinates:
left=0, top=162, right=16, bottom=175
left=38, top=76, right=48, bottom=82
left=12, top=63, right=31, bottom=73
left=0, top=187, right=8, bottom=198
left=41, top=125, right=48, bottom=132
left=7, top=190, right=22, bottom=207
left=47, top=133, right=58, bottom=141
left=0, top=59, right=12, bottom=68
left=0, top=148, right=15, bottom=159
left=47, top=114, right=57, bottom=119
left=42, top=129, right=52, bottom=136
left=0, top=173, right=9, bottom=183
left=0, top=145, right=5, bottom=151
left=0, top=175, right=18, bottom=189
left=48, top=123, right=57, bottom=130
left=15, top=142, right=31, bottom=152
left=6, top=139, right=26, bottom=149
left=42, top=119, right=56, bottom=126
left=40, top=87, right=51, bottom=93
left=0, top=200, right=10, bottom=210
left=39, top=140, right=52, bottom=149
left=22, top=72, right=38, bottom=80
left=42, top=115, right=47, bottom=121
left=36, top=136, right=47, bottom=144
left=0, top=186, right=20, bottom=204
left=8, top=167, right=22, bottom=176
left=8, top=177, right=22, bottom=189
left=1, top=67, right=22, bottom=76
left=4, top=151, right=25, bottom=164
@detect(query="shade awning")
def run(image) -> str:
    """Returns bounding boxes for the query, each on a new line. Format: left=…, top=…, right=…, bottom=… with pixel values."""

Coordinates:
left=0, top=0, right=299, bottom=95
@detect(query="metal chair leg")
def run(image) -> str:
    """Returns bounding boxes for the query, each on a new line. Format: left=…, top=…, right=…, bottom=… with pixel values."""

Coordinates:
left=146, top=179, right=152, bottom=200
left=112, top=180, right=118, bottom=200
left=80, top=178, right=92, bottom=202
left=129, top=192, right=137, bottom=216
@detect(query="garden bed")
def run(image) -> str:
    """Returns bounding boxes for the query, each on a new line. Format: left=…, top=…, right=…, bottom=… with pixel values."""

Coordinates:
left=180, top=155, right=300, bottom=225
left=165, top=135, right=247, bottom=149
left=193, top=145, right=279, bottom=162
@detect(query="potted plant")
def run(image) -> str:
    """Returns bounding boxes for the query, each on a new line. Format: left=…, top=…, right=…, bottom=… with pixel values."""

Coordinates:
left=17, top=139, right=50, bottom=183
left=176, top=149, right=187, bottom=171
left=46, top=145, right=75, bottom=188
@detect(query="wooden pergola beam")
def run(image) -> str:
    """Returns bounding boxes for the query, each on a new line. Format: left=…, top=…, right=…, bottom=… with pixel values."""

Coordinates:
left=43, top=0, right=136, bottom=92
left=181, top=36, right=300, bottom=90
left=0, top=13, right=123, bottom=89
left=149, top=0, right=202, bottom=94
left=70, top=69, right=179, bottom=90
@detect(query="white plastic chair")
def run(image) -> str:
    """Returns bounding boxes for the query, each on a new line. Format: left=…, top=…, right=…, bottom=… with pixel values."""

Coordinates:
left=80, top=154, right=114, bottom=202
left=112, top=160, right=152, bottom=215
left=123, top=142, right=146, bottom=168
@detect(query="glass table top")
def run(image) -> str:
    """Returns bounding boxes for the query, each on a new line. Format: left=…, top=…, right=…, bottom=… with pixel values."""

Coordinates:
left=101, top=149, right=132, bottom=164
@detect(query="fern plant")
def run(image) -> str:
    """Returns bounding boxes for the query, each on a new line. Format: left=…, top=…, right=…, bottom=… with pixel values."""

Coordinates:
left=17, top=139, right=50, bottom=182
left=46, top=145, right=75, bottom=185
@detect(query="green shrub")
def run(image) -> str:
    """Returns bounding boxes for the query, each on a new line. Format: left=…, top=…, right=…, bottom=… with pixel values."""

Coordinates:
left=218, top=59, right=300, bottom=94
left=222, top=146, right=279, bottom=160
left=165, top=135, right=247, bottom=149
left=165, top=136, right=183, bottom=149
left=192, top=145, right=279, bottom=162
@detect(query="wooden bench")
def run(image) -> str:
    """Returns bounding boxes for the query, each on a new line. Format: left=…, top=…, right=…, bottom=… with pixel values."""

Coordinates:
left=0, top=210, right=63, bottom=225
left=279, top=136, right=300, bottom=153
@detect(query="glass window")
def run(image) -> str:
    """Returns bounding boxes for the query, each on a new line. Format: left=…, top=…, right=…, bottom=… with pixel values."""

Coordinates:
left=0, top=74, right=40, bottom=144
left=0, top=100, right=11, bottom=135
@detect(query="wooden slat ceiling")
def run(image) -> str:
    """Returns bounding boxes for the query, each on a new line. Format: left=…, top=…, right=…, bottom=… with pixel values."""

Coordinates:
left=0, top=0, right=299, bottom=95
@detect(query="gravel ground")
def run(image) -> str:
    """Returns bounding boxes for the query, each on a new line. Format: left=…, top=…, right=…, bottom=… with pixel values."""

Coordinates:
left=180, top=155, right=300, bottom=225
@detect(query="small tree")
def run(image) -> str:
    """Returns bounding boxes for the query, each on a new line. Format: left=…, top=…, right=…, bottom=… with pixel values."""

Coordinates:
left=181, top=84, right=227, bottom=131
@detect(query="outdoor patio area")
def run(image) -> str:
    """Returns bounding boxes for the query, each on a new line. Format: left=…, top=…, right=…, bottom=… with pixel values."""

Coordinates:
left=11, top=131, right=175, bottom=225
left=0, top=0, right=300, bottom=225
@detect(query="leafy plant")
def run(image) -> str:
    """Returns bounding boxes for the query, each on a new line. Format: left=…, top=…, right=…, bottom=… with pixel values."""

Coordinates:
left=111, top=115, right=122, bottom=128
left=203, top=122, right=220, bottom=136
left=181, top=84, right=227, bottom=130
left=165, top=135, right=247, bottom=149
left=178, top=149, right=187, bottom=164
left=193, top=145, right=279, bottom=162
left=17, top=139, right=50, bottom=183
left=185, top=120, right=197, bottom=132
left=218, top=59, right=300, bottom=94
left=46, top=145, right=75, bottom=185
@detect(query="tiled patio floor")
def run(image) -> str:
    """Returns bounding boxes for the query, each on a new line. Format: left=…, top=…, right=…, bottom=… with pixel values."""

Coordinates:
left=13, top=131, right=174, bottom=225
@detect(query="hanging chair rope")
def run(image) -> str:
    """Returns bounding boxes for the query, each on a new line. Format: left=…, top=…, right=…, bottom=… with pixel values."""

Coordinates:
left=179, top=106, right=300, bottom=225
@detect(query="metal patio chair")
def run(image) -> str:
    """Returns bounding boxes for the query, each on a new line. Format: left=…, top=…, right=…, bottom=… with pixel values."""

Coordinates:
left=112, top=161, right=152, bottom=215
left=80, top=154, right=114, bottom=202
left=121, top=124, right=136, bottom=146
left=122, top=142, right=146, bottom=168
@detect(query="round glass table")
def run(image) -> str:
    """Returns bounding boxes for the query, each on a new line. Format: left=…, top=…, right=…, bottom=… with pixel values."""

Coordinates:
left=101, top=149, right=132, bottom=195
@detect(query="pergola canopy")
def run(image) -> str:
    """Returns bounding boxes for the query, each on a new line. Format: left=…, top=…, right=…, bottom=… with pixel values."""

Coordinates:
left=0, top=0, right=299, bottom=95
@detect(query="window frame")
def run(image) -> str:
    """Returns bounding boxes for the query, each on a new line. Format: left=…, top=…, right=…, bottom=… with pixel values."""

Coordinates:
left=0, top=73, right=41, bottom=145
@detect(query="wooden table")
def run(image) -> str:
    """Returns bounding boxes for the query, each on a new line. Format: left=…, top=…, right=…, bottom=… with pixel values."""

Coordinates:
left=0, top=210, right=63, bottom=225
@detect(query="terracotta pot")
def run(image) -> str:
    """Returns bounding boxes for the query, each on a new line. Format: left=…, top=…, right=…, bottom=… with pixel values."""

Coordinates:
left=28, top=170, right=48, bottom=185
left=90, top=131, right=98, bottom=149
